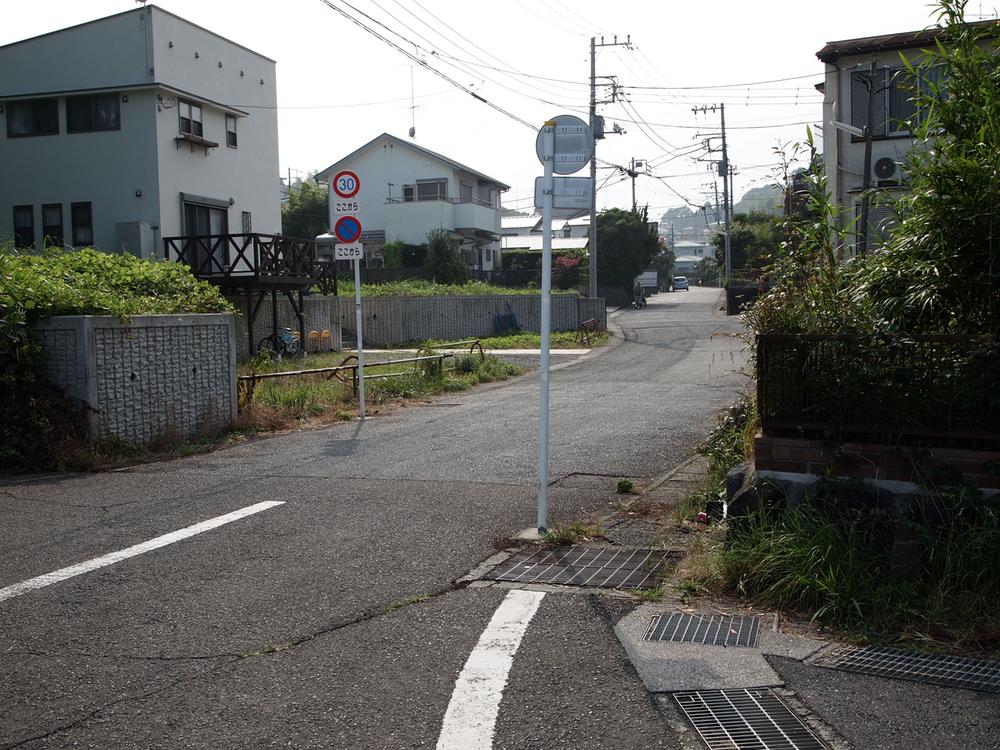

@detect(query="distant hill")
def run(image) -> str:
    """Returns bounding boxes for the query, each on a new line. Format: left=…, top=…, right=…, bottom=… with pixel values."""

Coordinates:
left=732, top=184, right=782, bottom=216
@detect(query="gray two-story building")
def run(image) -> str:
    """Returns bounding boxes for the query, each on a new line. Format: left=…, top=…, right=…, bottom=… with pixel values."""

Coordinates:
left=0, top=4, right=280, bottom=258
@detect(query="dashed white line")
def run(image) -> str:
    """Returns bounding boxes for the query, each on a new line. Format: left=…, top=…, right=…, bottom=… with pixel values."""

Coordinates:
left=436, top=589, right=545, bottom=750
left=0, top=501, right=285, bottom=603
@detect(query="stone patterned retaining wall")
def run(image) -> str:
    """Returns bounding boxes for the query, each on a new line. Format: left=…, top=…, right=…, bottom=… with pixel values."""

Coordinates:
left=35, top=314, right=237, bottom=446
left=338, top=295, right=607, bottom=346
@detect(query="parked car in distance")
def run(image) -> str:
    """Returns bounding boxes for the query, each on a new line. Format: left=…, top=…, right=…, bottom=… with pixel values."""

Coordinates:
left=673, top=276, right=689, bottom=291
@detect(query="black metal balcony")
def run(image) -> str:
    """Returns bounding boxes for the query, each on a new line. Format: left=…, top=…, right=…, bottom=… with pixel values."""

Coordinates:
left=163, top=233, right=317, bottom=290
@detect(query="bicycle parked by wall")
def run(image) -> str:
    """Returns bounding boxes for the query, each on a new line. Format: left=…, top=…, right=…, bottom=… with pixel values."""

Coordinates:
left=258, top=327, right=301, bottom=360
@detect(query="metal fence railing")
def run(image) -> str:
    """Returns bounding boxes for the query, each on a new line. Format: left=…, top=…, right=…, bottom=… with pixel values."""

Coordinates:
left=756, top=334, right=1000, bottom=448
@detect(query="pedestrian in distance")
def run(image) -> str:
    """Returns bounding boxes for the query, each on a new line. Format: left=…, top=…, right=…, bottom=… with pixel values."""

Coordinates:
left=633, top=281, right=646, bottom=309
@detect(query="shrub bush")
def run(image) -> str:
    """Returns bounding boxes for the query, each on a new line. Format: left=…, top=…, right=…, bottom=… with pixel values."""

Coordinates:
left=0, top=246, right=232, bottom=471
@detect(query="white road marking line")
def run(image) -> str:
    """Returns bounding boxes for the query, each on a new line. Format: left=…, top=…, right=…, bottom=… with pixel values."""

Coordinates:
left=436, top=589, right=545, bottom=750
left=0, top=501, right=285, bottom=603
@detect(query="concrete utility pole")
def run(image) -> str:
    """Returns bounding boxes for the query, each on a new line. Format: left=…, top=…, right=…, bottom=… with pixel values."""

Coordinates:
left=693, top=104, right=732, bottom=284
left=628, top=158, right=645, bottom=211
left=589, top=35, right=631, bottom=299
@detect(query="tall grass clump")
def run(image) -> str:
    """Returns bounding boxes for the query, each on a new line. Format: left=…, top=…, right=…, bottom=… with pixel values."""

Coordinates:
left=723, top=489, right=1000, bottom=646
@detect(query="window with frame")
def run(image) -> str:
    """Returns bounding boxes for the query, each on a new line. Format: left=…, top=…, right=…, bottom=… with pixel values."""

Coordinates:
left=850, top=66, right=943, bottom=137
left=241, top=211, right=252, bottom=233
left=42, top=203, right=63, bottom=247
left=225, top=114, right=237, bottom=148
left=179, top=100, right=203, bottom=137
left=6, top=99, right=58, bottom=137
left=66, top=94, right=120, bottom=132
left=13, top=205, right=34, bottom=248
left=415, top=179, right=448, bottom=201
left=71, top=202, right=93, bottom=247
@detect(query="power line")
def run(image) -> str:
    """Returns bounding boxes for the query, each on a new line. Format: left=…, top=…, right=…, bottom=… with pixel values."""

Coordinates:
left=316, top=0, right=537, bottom=131
left=628, top=72, right=823, bottom=89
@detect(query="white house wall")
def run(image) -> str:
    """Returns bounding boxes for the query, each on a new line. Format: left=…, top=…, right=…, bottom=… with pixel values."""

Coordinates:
left=150, top=8, right=280, bottom=243
left=148, top=8, right=276, bottom=117
left=324, top=137, right=465, bottom=244
left=822, top=46, right=928, bottom=244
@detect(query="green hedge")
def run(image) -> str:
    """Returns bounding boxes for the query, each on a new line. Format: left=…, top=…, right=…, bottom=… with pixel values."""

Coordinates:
left=0, top=247, right=233, bottom=471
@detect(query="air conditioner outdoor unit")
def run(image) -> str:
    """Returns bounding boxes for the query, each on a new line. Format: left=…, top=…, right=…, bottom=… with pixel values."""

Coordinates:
left=873, top=157, right=900, bottom=186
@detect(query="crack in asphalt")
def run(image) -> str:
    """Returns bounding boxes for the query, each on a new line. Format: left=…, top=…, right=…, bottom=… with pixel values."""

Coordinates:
left=4, top=647, right=242, bottom=662
left=1, top=664, right=221, bottom=750
left=1, top=586, right=460, bottom=748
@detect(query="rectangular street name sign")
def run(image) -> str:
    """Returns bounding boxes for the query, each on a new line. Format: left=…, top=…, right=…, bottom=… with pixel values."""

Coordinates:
left=534, top=176, right=593, bottom=212
left=335, top=242, right=364, bottom=260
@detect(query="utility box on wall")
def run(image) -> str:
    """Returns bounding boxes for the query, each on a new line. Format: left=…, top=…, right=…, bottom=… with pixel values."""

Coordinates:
left=115, top=221, right=156, bottom=260
left=34, top=313, right=237, bottom=446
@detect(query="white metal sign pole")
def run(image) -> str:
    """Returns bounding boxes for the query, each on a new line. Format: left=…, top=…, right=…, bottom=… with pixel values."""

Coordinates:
left=537, top=121, right=555, bottom=534
left=354, top=258, right=366, bottom=418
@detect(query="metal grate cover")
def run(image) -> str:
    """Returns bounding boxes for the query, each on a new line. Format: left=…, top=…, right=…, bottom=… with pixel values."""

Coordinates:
left=674, top=688, right=826, bottom=750
left=813, top=644, right=1000, bottom=694
left=482, top=545, right=678, bottom=590
left=644, top=612, right=760, bottom=648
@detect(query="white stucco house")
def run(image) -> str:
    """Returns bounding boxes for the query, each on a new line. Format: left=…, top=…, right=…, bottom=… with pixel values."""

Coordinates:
left=0, top=5, right=280, bottom=258
left=817, top=21, right=994, bottom=255
left=315, top=133, right=509, bottom=270
left=501, top=215, right=543, bottom=237
left=500, top=215, right=585, bottom=240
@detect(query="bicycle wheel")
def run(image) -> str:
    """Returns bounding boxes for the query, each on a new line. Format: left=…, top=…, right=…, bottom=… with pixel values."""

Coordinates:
left=257, top=335, right=277, bottom=354
left=284, top=336, right=301, bottom=358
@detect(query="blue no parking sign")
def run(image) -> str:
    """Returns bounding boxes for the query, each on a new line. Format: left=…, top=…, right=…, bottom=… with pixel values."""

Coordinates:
left=334, top=215, right=362, bottom=244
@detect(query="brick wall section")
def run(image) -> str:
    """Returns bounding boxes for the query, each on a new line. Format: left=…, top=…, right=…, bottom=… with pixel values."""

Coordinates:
left=754, top=435, right=1000, bottom=490
left=338, top=295, right=607, bottom=346
left=35, top=314, right=237, bottom=446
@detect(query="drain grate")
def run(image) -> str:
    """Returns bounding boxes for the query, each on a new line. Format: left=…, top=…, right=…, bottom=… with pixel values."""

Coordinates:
left=644, top=612, right=760, bottom=648
left=482, top=545, right=678, bottom=590
left=812, top=644, right=1000, bottom=694
left=674, top=688, right=826, bottom=750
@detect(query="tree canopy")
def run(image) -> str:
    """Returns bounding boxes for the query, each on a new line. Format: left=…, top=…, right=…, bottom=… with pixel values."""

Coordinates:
left=281, top=178, right=328, bottom=240
left=712, top=211, right=783, bottom=274
left=596, top=207, right=661, bottom=291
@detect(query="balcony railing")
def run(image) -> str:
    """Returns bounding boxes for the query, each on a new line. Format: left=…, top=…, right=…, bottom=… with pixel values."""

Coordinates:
left=757, top=334, right=1000, bottom=449
left=386, top=195, right=500, bottom=208
left=163, top=233, right=316, bottom=289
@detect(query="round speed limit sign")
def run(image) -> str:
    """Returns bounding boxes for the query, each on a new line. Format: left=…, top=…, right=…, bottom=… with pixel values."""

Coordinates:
left=332, top=170, right=361, bottom=199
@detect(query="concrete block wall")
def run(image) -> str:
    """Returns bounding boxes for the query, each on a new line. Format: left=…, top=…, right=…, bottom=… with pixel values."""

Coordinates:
left=754, top=435, right=1000, bottom=491
left=35, top=314, right=237, bottom=446
left=338, top=295, right=607, bottom=346
left=228, top=293, right=343, bottom=360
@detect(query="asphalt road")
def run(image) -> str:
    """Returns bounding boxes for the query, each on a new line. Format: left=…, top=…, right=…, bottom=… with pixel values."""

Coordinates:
left=1, top=287, right=747, bottom=749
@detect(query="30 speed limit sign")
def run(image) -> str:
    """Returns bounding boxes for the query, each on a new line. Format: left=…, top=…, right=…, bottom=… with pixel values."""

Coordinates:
left=332, top=170, right=360, bottom=199
left=335, top=242, right=364, bottom=260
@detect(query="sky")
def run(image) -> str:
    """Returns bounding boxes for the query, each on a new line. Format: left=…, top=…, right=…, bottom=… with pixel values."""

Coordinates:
left=2, top=0, right=984, bottom=221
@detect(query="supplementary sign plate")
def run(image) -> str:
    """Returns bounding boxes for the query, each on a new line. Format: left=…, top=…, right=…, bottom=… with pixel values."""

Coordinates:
left=534, top=175, right=592, bottom=213
left=335, top=242, right=364, bottom=260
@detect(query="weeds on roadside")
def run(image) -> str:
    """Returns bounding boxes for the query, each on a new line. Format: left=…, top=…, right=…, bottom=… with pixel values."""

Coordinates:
left=543, top=521, right=602, bottom=546
left=721, top=488, right=1000, bottom=648
left=677, top=395, right=756, bottom=523
left=616, top=478, right=637, bottom=494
